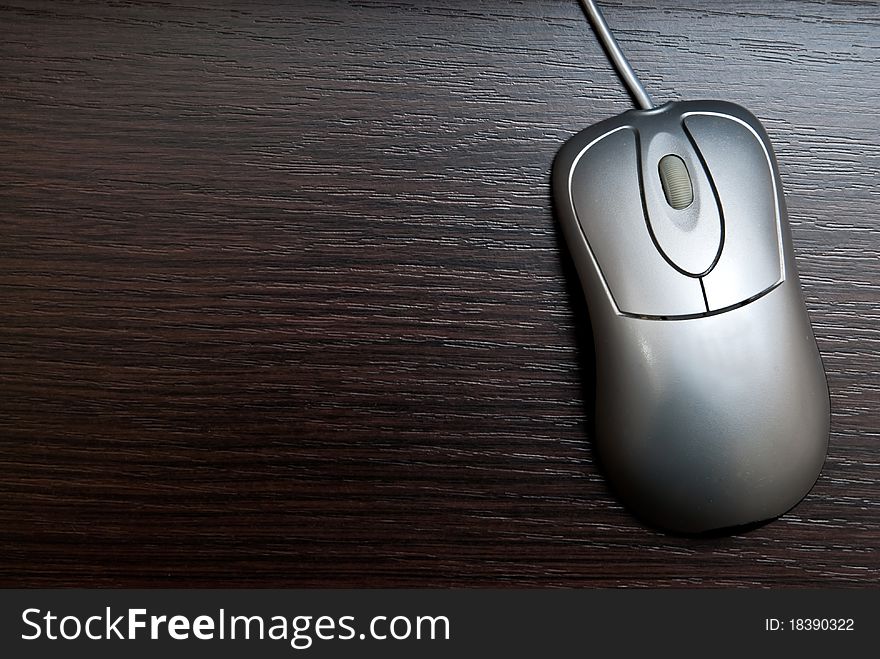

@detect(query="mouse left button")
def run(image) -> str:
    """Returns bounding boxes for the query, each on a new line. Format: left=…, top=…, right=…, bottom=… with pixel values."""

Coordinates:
left=568, top=127, right=706, bottom=317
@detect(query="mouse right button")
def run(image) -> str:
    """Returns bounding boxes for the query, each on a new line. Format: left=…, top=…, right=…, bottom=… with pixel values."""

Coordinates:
left=684, top=113, right=783, bottom=310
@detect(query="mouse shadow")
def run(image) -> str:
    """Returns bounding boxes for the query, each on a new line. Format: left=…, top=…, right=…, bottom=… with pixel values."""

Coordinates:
left=549, top=198, right=766, bottom=540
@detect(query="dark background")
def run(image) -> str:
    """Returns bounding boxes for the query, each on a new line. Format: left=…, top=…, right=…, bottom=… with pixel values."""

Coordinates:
left=1, top=1, right=877, bottom=587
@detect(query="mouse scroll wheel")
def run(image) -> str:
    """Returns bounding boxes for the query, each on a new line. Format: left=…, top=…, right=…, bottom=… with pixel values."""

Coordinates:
left=658, top=154, right=694, bottom=210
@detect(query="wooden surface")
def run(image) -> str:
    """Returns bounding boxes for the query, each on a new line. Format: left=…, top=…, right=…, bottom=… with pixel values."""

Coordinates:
left=1, top=0, right=878, bottom=588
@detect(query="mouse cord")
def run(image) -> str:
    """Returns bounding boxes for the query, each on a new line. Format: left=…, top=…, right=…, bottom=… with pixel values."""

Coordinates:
left=578, top=0, right=654, bottom=110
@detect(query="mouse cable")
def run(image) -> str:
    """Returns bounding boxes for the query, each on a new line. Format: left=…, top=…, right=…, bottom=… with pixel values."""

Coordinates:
left=578, top=0, right=654, bottom=110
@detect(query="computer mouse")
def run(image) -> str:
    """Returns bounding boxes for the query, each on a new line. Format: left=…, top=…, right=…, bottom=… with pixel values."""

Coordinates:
left=552, top=99, right=830, bottom=533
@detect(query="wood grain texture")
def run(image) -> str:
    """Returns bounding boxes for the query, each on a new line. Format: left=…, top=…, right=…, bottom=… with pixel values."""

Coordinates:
left=1, top=0, right=877, bottom=587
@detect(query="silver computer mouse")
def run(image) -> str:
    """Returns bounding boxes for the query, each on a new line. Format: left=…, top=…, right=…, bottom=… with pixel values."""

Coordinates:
left=552, top=99, right=830, bottom=533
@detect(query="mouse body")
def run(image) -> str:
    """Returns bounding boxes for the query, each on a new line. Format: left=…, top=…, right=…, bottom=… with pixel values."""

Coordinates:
left=552, top=100, right=829, bottom=533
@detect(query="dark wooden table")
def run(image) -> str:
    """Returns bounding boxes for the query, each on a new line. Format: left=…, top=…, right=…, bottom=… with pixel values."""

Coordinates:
left=2, top=0, right=877, bottom=587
